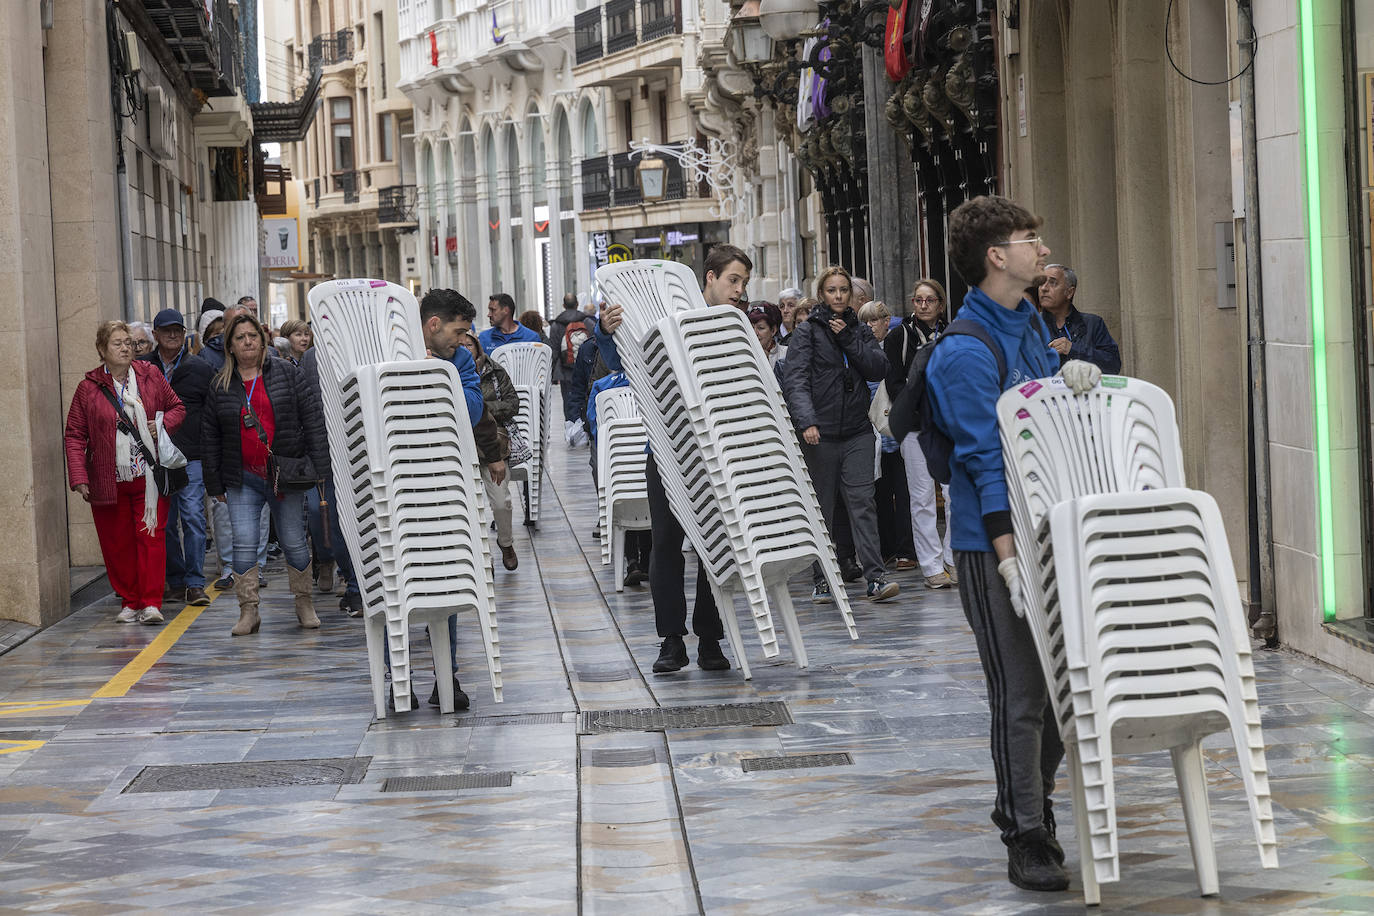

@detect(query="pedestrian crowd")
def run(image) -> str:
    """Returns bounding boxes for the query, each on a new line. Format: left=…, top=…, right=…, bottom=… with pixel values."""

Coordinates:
left=63, top=194, right=1121, bottom=895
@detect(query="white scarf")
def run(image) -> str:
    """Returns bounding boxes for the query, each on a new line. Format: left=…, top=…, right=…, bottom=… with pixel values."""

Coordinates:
left=110, top=368, right=160, bottom=534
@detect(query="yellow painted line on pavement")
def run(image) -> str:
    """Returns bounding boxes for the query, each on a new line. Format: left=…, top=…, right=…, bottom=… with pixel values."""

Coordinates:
left=0, top=740, right=45, bottom=755
left=0, top=699, right=90, bottom=716
left=90, top=585, right=223, bottom=699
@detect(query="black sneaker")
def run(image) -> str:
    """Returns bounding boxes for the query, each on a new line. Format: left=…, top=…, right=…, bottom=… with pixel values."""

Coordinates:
left=839, top=557, right=863, bottom=582
left=340, top=593, right=363, bottom=618
left=866, top=578, right=900, bottom=602
left=428, top=676, right=471, bottom=711
left=652, top=635, right=689, bottom=673
left=1043, top=807, right=1066, bottom=865
left=387, top=687, right=420, bottom=713
left=812, top=583, right=832, bottom=604
left=1007, top=828, right=1071, bottom=892
left=623, top=561, right=647, bottom=588
left=212, top=573, right=234, bottom=591
left=697, top=638, right=731, bottom=671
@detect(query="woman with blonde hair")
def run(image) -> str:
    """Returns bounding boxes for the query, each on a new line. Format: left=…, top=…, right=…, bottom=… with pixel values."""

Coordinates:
left=64, top=319, right=185, bottom=624
left=201, top=314, right=329, bottom=635
left=883, top=277, right=956, bottom=588
left=781, top=266, right=900, bottom=604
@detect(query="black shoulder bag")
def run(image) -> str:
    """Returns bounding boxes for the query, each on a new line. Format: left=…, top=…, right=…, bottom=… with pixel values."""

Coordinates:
left=239, top=379, right=319, bottom=496
left=98, top=385, right=188, bottom=496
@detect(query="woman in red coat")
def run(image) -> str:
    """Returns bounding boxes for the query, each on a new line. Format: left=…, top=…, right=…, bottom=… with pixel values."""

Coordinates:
left=65, top=319, right=185, bottom=624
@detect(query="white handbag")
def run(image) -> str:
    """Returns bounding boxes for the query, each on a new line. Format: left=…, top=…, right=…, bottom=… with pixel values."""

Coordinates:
left=867, top=328, right=908, bottom=438
left=155, top=411, right=188, bottom=468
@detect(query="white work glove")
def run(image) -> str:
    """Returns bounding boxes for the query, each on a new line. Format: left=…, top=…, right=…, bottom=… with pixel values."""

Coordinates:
left=1060, top=359, right=1102, bottom=395
left=564, top=419, right=589, bottom=447
left=997, top=556, right=1027, bottom=618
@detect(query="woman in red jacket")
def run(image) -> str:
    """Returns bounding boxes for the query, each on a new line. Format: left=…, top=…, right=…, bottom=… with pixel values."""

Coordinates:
left=65, top=320, right=185, bottom=624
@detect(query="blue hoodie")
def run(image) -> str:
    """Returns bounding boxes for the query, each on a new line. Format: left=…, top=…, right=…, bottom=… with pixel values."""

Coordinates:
left=925, top=286, right=1060, bottom=553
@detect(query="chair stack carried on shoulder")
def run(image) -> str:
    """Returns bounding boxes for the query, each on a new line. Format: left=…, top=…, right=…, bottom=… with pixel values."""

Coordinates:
left=308, top=279, right=503, bottom=717
left=594, top=387, right=650, bottom=590
left=997, top=375, right=1275, bottom=905
left=491, top=342, right=553, bottom=525
left=594, top=259, right=857, bottom=679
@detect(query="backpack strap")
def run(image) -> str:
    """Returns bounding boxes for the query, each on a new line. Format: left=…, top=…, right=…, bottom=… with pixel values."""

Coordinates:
left=941, top=319, right=1007, bottom=385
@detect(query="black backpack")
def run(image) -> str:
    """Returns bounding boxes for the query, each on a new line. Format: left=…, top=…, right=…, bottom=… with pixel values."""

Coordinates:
left=889, top=319, right=1007, bottom=485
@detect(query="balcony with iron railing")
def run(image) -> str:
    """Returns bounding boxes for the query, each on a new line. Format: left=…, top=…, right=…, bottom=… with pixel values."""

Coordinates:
left=142, top=0, right=245, bottom=96
left=572, top=0, right=682, bottom=69
left=378, top=185, right=419, bottom=226
left=308, top=29, right=354, bottom=69
left=334, top=170, right=360, bottom=203
left=580, top=145, right=686, bottom=211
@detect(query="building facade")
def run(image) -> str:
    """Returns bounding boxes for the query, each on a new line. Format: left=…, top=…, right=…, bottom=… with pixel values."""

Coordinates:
left=272, top=0, right=417, bottom=313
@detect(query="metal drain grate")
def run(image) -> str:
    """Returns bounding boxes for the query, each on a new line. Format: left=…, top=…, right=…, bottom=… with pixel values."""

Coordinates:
left=573, top=668, right=634, bottom=683
left=380, top=771, right=514, bottom=792
left=124, top=757, right=372, bottom=793
left=450, top=712, right=573, bottom=728
left=741, top=753, right=854, bottom=773
left=583, top=747, right=661, bottom=767
left=579, top=701, right=792, bottom=734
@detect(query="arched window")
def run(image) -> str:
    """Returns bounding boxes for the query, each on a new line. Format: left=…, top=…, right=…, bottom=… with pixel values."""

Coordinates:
left=528, top=113, right=546, bottom=206
left=580, top=100, right=599, bottom=158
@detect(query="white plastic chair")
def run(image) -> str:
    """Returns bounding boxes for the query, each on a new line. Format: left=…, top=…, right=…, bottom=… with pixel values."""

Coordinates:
left=594, top=386, right=651, bottom=589
left=491, top=342, right=553, bottom=523
left=595, top=260, right=856, bottom=678
left=308, top=280, right=503, bottom=716
left=997, top=376, right=1274, bottom=903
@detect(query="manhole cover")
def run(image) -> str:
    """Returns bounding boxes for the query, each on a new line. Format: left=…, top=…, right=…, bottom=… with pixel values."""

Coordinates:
left=450, top=712, right=572, bottom=728
left=380, top=772, right=513, bottom=792
left=574, top=668, right=634, bottom=683
left=741, top=753, right=854, bottom=773
left=123, top=757, right=371, bottom=793
left=583, top=747, right=661, bottom=767
left=579, top=701, right=791, bottom=734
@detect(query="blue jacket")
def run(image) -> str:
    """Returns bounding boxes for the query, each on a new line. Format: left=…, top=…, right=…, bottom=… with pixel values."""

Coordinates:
left=926, top=287, right=1060, bottom=552
left=586, top=372, right=628, bottom=439
left=199, top=335, right=226, bottom=371
left=446, top=345, right=486, bottom=426
left=1046, top=305, right=1121, bottom=374
left=478, top=323, right=541, bottom=352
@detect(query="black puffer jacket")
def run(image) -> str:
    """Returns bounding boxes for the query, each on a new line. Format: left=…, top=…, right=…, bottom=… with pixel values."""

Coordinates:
left=201, top=357, right=329, bottom=496
left=137, top=347, right=214, bottom=460
left=781, top=304, right=890, bottom=441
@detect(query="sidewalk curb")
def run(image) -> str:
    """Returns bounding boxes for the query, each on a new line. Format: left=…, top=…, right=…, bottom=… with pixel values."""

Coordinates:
left=0, top=570, right=111, bottom=658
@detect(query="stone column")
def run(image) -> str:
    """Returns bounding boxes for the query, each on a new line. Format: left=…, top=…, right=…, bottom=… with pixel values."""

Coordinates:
left=497, top=162, right=515, bottom=299
left=518, top=160, right=539, bottom=312
left=546, top=151, right=565, bottom=306
left=3, top=0, right=117, bottom=621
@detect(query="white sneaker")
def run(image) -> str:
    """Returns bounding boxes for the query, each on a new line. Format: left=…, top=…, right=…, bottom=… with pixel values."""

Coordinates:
left=115, top=607, right=138, bottom=623
left=137, top=607, right=164, bottom=625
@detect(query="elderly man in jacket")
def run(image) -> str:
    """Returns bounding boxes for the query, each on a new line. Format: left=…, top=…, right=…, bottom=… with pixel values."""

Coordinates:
left=138, top=309, right=215, bottom=606
left=1038, top=265, right=1122, bottom=374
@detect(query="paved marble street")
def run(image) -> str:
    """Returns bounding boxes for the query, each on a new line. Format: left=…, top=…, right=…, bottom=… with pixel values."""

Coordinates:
left=2, top=435, right=1373, bottom=913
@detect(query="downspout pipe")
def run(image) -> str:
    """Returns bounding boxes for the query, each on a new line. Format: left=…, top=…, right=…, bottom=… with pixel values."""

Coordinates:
left=106, top=0, right=135, bottom=322
left=1238, top=0, right=1276, bottom=645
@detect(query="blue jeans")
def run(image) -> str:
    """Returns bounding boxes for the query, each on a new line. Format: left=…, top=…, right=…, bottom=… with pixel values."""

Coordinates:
left=225, top=473, right=309, bottom=574
left=305, top=485, right=335, bottom=565
left=212, top=499, right=268, bottom=572
left=165, top=460, right=207, bottom=588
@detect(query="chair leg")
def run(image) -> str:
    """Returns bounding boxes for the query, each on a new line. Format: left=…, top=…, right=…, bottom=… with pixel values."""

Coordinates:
left=1066, top=743, right=1101, bottom=906
left=430, top=617, right=454, bottom=714
left=363, top=614, right=388, bottom=720
left=768, top=583, right=808, bottom=668
left=613, top=524, right=626, bottom=593
left=1172, top=740, right=1219, bottom=897
left=709, top=581, right=750, bottom=680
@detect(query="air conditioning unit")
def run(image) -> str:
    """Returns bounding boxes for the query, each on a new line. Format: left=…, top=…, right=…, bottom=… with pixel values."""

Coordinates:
left=146, top=85, right=177, bottom=161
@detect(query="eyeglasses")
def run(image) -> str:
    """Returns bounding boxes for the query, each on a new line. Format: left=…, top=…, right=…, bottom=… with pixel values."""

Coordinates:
left=994, top=236, right=1044, bottom=249
left=911, top=296, right=940, bottom=305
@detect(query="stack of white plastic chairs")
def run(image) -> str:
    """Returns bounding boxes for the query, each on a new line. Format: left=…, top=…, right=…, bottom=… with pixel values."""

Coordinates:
left=307, top=279, right=502, bottom=717
left=594, top=259, right=857, bottom=678
left=491, top=342, right=553, bottom=524
left=594, top=387, right=650, bottom=590
left=997, top=376, right=1275, bottom=904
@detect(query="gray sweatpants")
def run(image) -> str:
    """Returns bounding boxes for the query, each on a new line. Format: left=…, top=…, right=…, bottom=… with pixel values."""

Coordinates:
left=955, top=549, right=1064, bottom=844
left=803, top=434, right=884, bottom=583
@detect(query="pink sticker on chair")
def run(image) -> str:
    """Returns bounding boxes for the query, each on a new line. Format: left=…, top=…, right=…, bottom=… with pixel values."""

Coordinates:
left=1019, top=381, right=1042, bottom=397
left=1017, top=408, right=1030, bottom=419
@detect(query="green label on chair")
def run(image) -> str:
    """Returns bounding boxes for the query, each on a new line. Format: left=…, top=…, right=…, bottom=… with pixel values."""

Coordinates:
left=1101, top=376, right=1127, bottom=389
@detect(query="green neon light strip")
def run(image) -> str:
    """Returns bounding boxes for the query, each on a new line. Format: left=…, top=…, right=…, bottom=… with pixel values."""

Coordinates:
left=1297, top=0, right=1337, bottom=620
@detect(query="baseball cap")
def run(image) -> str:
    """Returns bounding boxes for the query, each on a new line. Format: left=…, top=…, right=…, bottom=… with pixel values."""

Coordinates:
left=153, top=308, right=186, bottom=329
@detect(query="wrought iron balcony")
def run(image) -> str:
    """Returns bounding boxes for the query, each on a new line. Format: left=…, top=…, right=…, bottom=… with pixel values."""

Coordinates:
left=574, top=8, right=603, bottom=65
left=582, top=148, right=685, bottom=210
left=581, top=156, right=612, bottom=209
left=605, top=0, right=637, bottom=54
left=610, top=152, right=642, bottom=206
left=639, top=0, right=680, bottom=41
left=334, top=170, right=360, bottom=203
left=141, top=0, right=244, bottom=96
left=308, top=29, right=354, bottom=69
left=378, top=185, right=419, bottom=226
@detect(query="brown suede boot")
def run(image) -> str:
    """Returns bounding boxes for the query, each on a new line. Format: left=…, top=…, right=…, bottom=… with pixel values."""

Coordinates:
left=288, top=564, right=320, bottom=628
left=232, top=567, right=261, bottom=636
